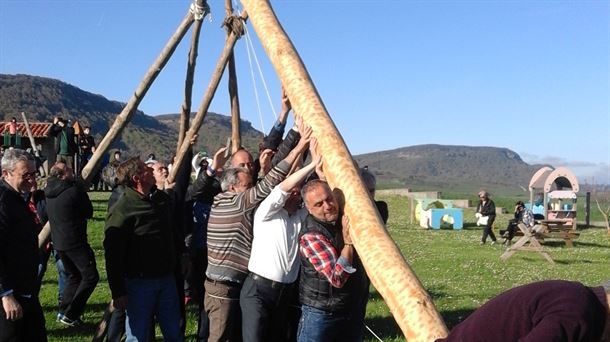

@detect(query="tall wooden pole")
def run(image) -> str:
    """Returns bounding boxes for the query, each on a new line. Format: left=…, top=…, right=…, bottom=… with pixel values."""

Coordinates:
left=225, top=1, right=242, bottom=152
left=81, top=10, right=195, bottom=184
left=238, top=1, right=448, bottom=340
left=168, top=12, right=248, bottom=184
left=177, top=0, right=208, bottom=151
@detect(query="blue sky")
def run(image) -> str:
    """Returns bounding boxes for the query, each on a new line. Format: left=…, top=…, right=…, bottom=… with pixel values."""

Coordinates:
left=1, top=0, right=609, bottom=183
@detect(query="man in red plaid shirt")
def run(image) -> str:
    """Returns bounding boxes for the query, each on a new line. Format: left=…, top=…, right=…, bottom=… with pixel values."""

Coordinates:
left=297, top=179, right=366, bottom=341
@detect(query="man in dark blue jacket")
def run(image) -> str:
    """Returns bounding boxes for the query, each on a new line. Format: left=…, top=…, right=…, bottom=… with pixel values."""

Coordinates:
left=45, top=161, right=98, bottom=327
left=0, top=148, right=47, bottom=341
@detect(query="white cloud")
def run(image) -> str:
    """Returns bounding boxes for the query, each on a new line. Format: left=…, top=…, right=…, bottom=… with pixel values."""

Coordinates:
left=520, top=153, right=610, bottom=185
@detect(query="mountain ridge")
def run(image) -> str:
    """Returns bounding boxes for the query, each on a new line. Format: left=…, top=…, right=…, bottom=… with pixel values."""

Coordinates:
left=1, top=74, right=545, bottom=192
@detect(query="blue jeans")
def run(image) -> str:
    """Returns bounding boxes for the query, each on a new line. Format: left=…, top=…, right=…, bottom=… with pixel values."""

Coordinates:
left=297, top=305, right=363, bottom=342
left=125, top=275, right=182, bottom=342
left=38, top=247, right=66, bottom=305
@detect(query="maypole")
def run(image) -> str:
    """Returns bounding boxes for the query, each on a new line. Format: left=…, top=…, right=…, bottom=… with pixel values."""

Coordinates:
left=238, top=1, right=448, bottom=340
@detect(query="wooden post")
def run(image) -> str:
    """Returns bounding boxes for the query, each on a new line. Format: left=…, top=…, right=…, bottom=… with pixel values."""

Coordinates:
left=177, top=0, right=208, bottom=151
left=238, top=1, right=448, bottom=340
left=20, top=112, right=37, bottom=155
left=226, top=0, right=242, bottom=152
left=585, top=192, right=591, bottom=228
left=167, top=12, right=248, bottom=184
left=81, top=10, right=195, bottom=184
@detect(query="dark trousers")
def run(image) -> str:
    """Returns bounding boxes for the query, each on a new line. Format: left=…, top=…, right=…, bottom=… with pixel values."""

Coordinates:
left=481, top=216, right=497, bottom=243
left=58, top=245, right=99, bottom=320
left=107, top=308, right=126, bottom=342
left=204, top=279, right=242, bottom=342
left=0, top=296, right=47, bottom=342
left=239, top=273, right=293, bottom=342
left=190, top=248, right=209, bottom=341
left=501, top=219, right=519, bottom=241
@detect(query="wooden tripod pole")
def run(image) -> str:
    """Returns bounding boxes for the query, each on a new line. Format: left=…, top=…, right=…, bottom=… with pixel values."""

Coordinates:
left=177, top=0, right=207, bottom=150
left=81, top=10, right=195, bottom=184
left=226, top=0, right=242, bottom=153
left=168, top=12, right=248, bottom=184
left=238, top=1, right=448, bottom=341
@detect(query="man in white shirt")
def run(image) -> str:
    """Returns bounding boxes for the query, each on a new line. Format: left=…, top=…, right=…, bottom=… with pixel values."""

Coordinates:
left=240, top=155, right=320, bottom=342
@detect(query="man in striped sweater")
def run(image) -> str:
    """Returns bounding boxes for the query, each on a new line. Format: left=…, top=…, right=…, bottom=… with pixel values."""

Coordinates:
left=204, top=125, right=311, bottom=342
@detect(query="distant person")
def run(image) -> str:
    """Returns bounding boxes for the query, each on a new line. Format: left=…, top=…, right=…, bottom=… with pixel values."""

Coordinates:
left=45, top=161, right=98, bottom=327
left=501, top=200, right=535, bottom=245
left=4, top=117, right=18, bottom=147
left=102, top=150, right=122, bottom=191
left=359, top=167, right=389, bottom=225
left=476, top=190, right=497, bottom=245
left=77, top=126, right=95, bottom=175
left=0, top=149, right=47, bottom=341
left=436, top=280, right=610, bottom=342
left=49, top=117, right=78, bottom=169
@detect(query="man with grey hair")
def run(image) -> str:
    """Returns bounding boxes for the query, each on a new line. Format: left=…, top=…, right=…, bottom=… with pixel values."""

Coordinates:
left=0, top=149, right=47, bottom=341
left=204, top=125, right=311, bottom=342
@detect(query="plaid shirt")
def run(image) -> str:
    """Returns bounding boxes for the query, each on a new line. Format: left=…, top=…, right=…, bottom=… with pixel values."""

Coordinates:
left=299, top=232, right=355, bottom=288
left=521, top=208, right=535, bottom=227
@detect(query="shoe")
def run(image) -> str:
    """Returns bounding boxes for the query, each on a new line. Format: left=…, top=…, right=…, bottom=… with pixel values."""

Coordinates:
left=479, top=241, right=485, bottom=245
left=56, top=313, right=64, bottom=321
left=491, top=241, right=497, bottom=246
left=58, top=315, right=83, bottom=327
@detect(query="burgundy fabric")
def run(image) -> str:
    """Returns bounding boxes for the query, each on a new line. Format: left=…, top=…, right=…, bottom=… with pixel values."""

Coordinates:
left=438, top=280, right=608, bottom=342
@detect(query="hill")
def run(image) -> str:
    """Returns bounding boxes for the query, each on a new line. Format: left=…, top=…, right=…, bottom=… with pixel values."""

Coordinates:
left=0, top=74, right=547, bottom=192
left=354, top=144, right=546, bottom=193
left=0, top=74, right=263, bottom=160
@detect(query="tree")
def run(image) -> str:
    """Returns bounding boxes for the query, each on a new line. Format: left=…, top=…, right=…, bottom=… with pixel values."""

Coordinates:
left=594, top=192, right=610, bottom=237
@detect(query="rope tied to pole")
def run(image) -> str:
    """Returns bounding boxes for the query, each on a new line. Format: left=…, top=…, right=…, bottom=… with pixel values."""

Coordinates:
left=190, top=0, right=210, bottom=21
left=223, top=15, right=245, bottom=38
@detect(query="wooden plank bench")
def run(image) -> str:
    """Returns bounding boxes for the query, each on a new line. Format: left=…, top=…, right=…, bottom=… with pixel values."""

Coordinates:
left=501, top=223, right=554, bottom=264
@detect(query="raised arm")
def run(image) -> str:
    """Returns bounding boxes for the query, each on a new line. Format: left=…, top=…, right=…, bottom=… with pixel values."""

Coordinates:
left=263, top=88, right=291, bottom=151
left=279, top=155, right=319, bottom=193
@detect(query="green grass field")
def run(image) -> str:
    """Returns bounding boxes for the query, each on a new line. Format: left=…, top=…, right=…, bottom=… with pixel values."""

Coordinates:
left=39, top=192, right=610, bottom=341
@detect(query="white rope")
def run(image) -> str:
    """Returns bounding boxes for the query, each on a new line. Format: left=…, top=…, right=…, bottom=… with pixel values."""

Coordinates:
left=365, top=324, right=384, bottom=342
left=243, top=26, right=266, bottom=134
left=233, top=2, right=275, bottom=132
left=244, top=26, right=278, bottom=120
left=189, top=0, right=210, bottom=21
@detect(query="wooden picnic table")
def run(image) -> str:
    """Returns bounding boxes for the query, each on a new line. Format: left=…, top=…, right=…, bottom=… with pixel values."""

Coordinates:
left=539, top=219, right=580, bottom=248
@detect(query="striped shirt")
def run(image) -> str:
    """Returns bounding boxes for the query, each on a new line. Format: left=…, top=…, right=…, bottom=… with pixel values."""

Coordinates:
left=206, top=161, right=290, bottom=283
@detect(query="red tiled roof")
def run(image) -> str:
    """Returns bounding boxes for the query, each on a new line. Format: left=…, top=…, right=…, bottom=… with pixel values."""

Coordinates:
left=1, top=122, right=53, bottom=138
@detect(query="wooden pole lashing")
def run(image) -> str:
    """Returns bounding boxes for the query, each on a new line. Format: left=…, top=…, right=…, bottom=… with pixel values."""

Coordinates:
left=167, top=12, right=248, bottom=184
left=238, top=1, right=448, bottom=340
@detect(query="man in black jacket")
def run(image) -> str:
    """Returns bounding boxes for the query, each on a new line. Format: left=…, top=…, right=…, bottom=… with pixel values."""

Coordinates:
left=0, top=148, right=47, bottom=341
left=103, top=157, right=182, bottom=341
left=45, top=161, right=98, bottom=326
left=476, top=190, right=497, bottom=245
